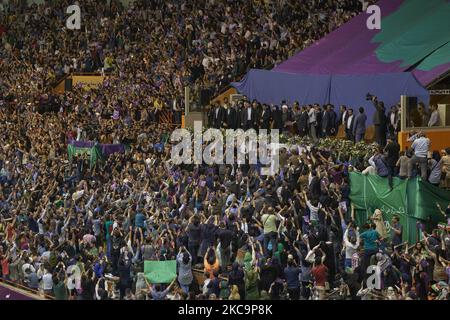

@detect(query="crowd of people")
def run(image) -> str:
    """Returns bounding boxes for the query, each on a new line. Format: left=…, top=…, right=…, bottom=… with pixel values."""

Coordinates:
left=0, top=0, right=369, bottom=115
left=0, top=0, right=449, bottom=302
left=1, top=93, right=449, bottom=300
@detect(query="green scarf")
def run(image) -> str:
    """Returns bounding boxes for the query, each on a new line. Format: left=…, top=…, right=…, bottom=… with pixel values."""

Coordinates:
left=243, top=251, right=252, bottom=272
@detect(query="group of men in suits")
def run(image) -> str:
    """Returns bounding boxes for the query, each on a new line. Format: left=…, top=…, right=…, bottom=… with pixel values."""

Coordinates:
left=208, top=98, right=259, bottom=130
left=207, top=99, right=369, bottom=143
left=339, top=105, right=368, bottom=143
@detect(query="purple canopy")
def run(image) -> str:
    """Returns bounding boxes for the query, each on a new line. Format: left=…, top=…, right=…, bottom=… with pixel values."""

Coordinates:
left=231, top=69, right=429, bottom=123
left=274, top=0, right=450, bottom=86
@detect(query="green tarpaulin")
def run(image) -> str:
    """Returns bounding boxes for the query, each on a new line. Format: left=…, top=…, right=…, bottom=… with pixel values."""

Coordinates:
left=349, top=172, right=450, bottom=244
left=144, top=260, right=177, bottom=284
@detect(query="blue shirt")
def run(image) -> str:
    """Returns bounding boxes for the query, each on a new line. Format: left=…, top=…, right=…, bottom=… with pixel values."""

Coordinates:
left=94, top=262, right=105, bottom=278
left=373, top=155, right=389, bottom=177
left=360, top=229, right=380, bottom=251
left=135, top=212, right=146, bottom=229
left=284, top=266, right=300, bottom=289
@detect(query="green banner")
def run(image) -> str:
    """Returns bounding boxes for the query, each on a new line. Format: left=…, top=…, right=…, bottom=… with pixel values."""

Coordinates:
left=144, top=260, right=177, bottom=284
left=68, top=145, right=91, bottom=160
left=68, top=145, right=104, bottom=168
left=349, top=173, right=450, bottom=244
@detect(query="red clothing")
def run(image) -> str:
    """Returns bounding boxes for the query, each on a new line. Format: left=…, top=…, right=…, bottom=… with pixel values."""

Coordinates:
left=6, top=225, right=15, bottom=242
left=311, top=264, right=328, bottom=287
left=1, top=258, right=9, bottom=276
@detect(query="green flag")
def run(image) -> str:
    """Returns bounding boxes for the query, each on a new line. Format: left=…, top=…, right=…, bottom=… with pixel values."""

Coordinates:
left=68, top=145, right=92, bottom=161
left=68, top=144, right=104, bottom=169
left=144, top=260, right=177, bottom=284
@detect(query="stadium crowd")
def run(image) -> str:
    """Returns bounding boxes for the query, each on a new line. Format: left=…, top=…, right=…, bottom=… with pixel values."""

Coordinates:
left=1, top=0, right=368, bottom=113
left=0, top=0, right=449, bottom=301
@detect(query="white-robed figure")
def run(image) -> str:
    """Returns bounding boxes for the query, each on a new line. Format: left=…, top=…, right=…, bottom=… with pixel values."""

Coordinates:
left=371, top=209, right=387, bottom=240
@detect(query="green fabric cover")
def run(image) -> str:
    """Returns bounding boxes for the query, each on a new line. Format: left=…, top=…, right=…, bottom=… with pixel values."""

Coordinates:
left=349, top=172, right=450, bottom=243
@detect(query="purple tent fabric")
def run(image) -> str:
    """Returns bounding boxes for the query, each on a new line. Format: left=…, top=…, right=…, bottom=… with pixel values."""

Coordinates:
left=231, top=69, right=429, bottom=123
left=232, top=69, right=331, bottom=106
left=273, top=0, right=450, bottom=86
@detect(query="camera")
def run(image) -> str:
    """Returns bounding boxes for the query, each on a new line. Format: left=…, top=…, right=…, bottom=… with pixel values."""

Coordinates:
left=366, top=93, right=375, bottom=101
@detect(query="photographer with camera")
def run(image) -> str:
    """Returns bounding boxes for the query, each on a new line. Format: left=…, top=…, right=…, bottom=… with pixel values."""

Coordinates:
left=368, top=94, right=387, bottom=147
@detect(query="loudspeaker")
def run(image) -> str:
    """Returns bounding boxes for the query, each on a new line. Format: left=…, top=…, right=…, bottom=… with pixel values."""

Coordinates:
left=64, top=78, right=73, bottom=91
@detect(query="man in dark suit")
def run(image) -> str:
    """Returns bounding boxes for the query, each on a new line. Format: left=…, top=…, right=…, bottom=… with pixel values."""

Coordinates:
left=213, top=103, right=225, bottom=129
left=258, top=104, right=272, bottom=130
left=207, top=105, right=215, bottom=128
left=313, top=104, right=322, bottom=139
left=321, top=104, right=337, bottom=137
left=344, top=108, right=355, bottom=141
left=329, top=105, right=338, bottom=136
left=338, top=105, right=348, bottom=128
left=271, top=105, right=283, bottom=130
left=224, top=103, right=238, bottom=129
left=321, top=105, right=331, bottom=137
left=372, top=96, right=387, bottom=147
left=387, top=105, right=400, bottom=139
left=318, top=105, right=326, bottom=138
left=353, top=107, right=367, bottom=143
left=297, top=106, right=309, bottom=137
left=384, top=137, right=400, bottom=190
left=235, top=101, right=244, bottom=129
left=241, top=101, right=256, bottom=130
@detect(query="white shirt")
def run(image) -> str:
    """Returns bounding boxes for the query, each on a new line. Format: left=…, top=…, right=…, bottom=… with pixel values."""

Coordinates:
left=368, top=155, right=376, bottom=168
left=343, top=229, right=360, bottom=259
left=76, top=127, right=82, bottom=141
left=390, top=112, right=396, bottom=128
left=408, top=135, right=430, bottom=158
left=308, top=109, right=316, bottom=124
left=342, top=111, right=348, bottom=125
left=42, top=273, right=53, bottom=290
left=247, top=108, right=251, bottom=120
left=172, top=99, right=177, bottom=111
left=22, top=263, right=36, bottom=276
left=306, top=200, right=322, bottom=222
left=346, top=115, right=354, bottom=129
